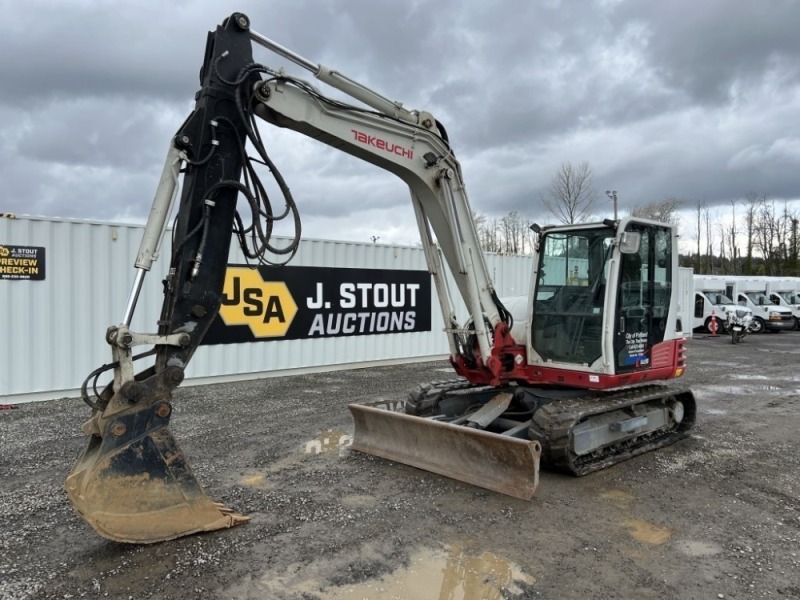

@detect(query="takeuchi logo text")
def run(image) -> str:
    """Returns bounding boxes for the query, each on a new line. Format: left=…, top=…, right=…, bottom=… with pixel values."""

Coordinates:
left=351, top=129, right=413, bottom=159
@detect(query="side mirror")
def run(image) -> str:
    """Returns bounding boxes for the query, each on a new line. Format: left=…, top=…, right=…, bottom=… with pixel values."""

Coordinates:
left=619, top=232, right=641, bottom=254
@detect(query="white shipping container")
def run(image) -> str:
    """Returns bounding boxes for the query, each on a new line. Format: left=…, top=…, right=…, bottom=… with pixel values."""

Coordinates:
left=678, top=266, right=694, bottom=339
left=1, top=216, right=534, bottom=402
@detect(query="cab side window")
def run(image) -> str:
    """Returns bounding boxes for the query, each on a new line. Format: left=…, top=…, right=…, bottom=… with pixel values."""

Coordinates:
left=694, top=294, right=704, bottom=318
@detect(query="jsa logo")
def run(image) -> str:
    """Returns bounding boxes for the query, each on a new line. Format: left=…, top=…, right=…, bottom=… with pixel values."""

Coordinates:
left=219, top=267, right=298, bottom=337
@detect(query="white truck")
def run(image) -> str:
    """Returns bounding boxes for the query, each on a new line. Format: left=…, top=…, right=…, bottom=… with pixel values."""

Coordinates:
left=725, top=276, right=795, bottom=333
left=692, top=275, right=750, bottom=334
left=765, top=277, right=800, bottom=330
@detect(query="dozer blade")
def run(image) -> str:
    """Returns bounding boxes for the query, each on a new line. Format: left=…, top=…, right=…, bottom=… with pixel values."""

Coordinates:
left=348, top=403, right=541, bottom=500
left=66, top=409, right=247, bottom=544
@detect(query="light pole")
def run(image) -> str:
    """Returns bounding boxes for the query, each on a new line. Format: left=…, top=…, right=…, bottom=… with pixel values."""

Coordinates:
left=605, top=190, right=618, bottom=220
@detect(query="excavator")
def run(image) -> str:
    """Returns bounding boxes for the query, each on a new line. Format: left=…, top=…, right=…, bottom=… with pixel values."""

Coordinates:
left=65, top=13, right=696, bottom=544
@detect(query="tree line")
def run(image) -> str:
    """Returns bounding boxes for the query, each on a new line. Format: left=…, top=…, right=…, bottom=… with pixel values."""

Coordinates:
left=473, top=161, right=798, bottom=276
left=689, top=193, right=800, bottom=276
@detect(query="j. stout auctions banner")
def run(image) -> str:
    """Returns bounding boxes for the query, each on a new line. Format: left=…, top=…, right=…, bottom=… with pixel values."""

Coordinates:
left=0, top=244, right=46, bottom=280
left=203, top=265, right=432, bottom=345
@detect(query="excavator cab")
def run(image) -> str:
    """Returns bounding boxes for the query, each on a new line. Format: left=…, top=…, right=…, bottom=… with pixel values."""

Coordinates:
left=529, top=218, right=683, bottom=385
left=354, top=217, right=694, bottom=492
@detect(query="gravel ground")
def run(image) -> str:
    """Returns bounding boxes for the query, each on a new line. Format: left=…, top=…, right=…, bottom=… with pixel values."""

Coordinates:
left=2, top=332, right=799, bottom=600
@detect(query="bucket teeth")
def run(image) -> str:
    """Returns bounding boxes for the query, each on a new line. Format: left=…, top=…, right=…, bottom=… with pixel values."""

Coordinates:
left=66, top=420, right=250, bottom=544
left=214, top=504, right=250, bottom=521
left=199, top=509, right=250, bottom=533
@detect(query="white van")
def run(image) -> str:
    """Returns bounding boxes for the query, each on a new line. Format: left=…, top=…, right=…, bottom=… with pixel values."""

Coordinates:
left=765, top=277, right=800, bottom=330
left=725, top=276, right=795, bottom=333
left=693, top=275, right=748, bottom=333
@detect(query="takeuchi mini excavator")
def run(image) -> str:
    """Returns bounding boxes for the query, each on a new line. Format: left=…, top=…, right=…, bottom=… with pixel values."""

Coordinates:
left=66, top=13, right=696, bottom=544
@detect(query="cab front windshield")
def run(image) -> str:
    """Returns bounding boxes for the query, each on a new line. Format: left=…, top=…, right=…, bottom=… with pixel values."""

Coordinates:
left=705, top=292, right=734, bottom=306
left=745, top=291, right=770, bottom=306
left=532, top=226, right=614, bottom=365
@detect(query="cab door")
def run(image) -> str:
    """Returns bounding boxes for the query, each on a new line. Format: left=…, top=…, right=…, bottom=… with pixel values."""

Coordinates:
left=614, top=224, right=673, bottom=373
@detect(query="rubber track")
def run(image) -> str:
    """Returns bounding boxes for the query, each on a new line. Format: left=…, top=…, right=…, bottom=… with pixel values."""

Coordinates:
left=532, top=384, right=697, bottom=476
left=408, top=381, right=697, bottom=477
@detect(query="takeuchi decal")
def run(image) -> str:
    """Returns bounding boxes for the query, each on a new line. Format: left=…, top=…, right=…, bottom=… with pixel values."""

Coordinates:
left=203, top=265, right=431, bottom=345
left=350, top=129, right=413, bottom=159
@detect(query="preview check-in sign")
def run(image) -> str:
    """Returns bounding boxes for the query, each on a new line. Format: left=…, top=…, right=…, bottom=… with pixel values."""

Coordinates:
left=203, top=265, right=432, bottom=345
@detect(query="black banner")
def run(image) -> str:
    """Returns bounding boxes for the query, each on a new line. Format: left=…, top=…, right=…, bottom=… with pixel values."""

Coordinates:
left=0, top=245, right=45, bottom=280
left=203, top=265, right=431, bottom=345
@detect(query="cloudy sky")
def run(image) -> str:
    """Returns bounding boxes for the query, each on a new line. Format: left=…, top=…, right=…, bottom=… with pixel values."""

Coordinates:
left=2, top=0, right=799, bottom=247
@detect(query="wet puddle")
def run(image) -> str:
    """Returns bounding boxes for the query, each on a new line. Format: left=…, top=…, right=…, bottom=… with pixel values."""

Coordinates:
left=323, top=545, right=534, bottom=600
left=675, top=540, right=723, bottom=557
left=226, top=544, right=535, bottom=599
left=304, top=428, right=353, bottom=455
left=697, top=383, right=783, bottom=396
left=624, top=519, right=673, bottom=545
left=599, top=489, right=635, bottom=508
left=241, top=473, right=267, bottom=487
left=239, top=428, right=353, bottom=487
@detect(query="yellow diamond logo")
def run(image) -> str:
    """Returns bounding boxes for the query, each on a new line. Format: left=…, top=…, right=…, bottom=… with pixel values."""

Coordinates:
left=219, top=267, right=297, bottom=338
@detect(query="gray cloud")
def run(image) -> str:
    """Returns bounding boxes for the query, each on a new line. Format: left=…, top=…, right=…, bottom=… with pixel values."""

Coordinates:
left=0, top=0, right=798, bottom=245
left=615, top=0, right=800, bottom=104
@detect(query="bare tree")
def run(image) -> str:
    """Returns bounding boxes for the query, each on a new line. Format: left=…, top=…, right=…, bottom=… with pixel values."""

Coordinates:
left=750, top=196, right=798, bottom=275
left=726, top=200, right=738, bottom=274
left=474, top=210, right=543, bottom=255
left=753, top=196, right=779, bottom=274
left=778, top=202, right=795, bottom=270
left=541, top=162, right=598, bottom=224
left=501, top=212, right=519, bottom=254
left=694, top=200, right=705, bottom=272
left=474, top=212, right=501, bottom=253
left=705, top=207, right=713, bottom=272
left=743, top=193, right=758, bottom=274
left=630, top=196, right=685, bottom=224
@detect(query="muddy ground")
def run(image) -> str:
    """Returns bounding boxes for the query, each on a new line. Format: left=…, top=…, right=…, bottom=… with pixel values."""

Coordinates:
left=2, top=332, right=799, bottom=600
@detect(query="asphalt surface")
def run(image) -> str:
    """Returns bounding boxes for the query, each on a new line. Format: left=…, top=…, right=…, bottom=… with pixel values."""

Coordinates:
left=2, top=330, right=799, bottom=599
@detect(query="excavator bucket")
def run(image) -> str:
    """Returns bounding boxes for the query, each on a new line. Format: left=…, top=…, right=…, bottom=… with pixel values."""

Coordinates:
left=66, top=414, right=246, bottom=544
left=348, top=403, right=541, bottom=500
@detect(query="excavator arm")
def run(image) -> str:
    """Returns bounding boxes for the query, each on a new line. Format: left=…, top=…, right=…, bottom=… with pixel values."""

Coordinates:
left=67, top=14, right=262, bottom=544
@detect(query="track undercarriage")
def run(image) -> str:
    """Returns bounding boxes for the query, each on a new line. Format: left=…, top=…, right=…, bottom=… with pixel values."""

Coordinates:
left=349, top=378, right=696, bottom=498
